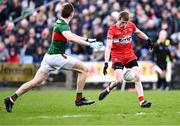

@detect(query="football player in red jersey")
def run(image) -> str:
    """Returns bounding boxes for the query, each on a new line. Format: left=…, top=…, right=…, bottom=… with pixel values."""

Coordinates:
left=99, top=11, right=153, bottom=108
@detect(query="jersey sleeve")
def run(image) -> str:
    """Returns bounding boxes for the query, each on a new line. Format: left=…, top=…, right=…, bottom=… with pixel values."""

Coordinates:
left=54, top=23, right=71, bottom=33
left=107, top=27, right=114, bottom=39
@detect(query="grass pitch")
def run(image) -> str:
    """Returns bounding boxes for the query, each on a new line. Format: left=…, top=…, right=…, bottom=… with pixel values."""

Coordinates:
left=0, top=90, right=180, bottom=125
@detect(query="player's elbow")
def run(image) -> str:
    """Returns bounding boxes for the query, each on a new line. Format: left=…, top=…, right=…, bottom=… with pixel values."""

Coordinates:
left=135, top=31, right=141, bottom=37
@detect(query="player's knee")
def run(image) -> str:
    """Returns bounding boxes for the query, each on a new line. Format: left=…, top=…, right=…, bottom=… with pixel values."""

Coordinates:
left=37, top=81, right=46, bottom=86
left=85, top=67, right=89, bottom=73
left=82, top=66, right=88, bottom=74
left=31, top=79, right=43, bottom=87
left=135, top=74, right=141, bottom=82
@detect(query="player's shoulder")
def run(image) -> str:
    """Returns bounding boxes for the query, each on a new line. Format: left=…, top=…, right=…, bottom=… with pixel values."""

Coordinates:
left=127, top=21, right=136, bottom=27
left=55, top=19, right=70, bottom=29
left=56, top=19, right=68, bottom=25
left=109, top=24, right=117, bottom=30
left=56, top=19, right=63, bottom=24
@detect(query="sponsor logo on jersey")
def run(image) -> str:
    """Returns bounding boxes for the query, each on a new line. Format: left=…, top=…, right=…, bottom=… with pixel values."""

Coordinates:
left=113, top=36, right=132, bottom=44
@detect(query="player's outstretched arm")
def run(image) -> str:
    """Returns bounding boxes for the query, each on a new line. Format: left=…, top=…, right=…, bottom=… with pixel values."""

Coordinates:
left=62, top=31, right=103, bottom=48
left=62, top=31, right=90, bottom=46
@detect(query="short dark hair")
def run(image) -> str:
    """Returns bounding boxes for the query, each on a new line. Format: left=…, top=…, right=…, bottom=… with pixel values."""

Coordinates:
left=119, top=11, right=129, bottom=21
left=61, top=3, right=74, bottom=18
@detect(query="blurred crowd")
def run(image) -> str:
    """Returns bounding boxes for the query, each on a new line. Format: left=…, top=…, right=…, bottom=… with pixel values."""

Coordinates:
left=0, top=0, right=180, bottom=64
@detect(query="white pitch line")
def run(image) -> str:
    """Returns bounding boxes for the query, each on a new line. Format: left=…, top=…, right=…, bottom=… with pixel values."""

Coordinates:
left=62, top=114, right=92, bottom=118
left=26, top=114, right=93, bottom=120
left=25, top=113, right=128, bottom=120
left=177, top=111, right=180, bottom=114
left=135, top=112, right=146, bottom=116
left=38, top=115, right=61, bottom=119
left=111, top=113, right=126, bottom=116
left=19, top=112, right=153, bottom=120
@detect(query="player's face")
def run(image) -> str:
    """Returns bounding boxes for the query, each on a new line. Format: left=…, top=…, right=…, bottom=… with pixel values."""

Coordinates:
left=119, top=18, right=128, bottom=28
left=70, top=12, right=74, bottom=20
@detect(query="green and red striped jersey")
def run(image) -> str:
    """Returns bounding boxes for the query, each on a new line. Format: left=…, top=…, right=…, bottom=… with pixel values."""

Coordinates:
left=47, top=19, right=70, bottom=54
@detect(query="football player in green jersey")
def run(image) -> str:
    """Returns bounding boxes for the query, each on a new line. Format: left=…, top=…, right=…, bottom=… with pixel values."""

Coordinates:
left=4, top=3, right=103, bottom=112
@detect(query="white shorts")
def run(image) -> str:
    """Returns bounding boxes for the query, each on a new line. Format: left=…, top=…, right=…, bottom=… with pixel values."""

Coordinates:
left=39, top=53, right=78, bottom=73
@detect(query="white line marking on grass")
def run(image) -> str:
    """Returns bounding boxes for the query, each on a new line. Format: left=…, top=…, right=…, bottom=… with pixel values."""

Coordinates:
left=177, top=111, right=180, bottom=114
left=62, top=114, right=92, bottom=118
left=111, top=113, right=126, bottom=116
left=112, top=112, right=148, bottom=116
left=26, top=114, right=93, bottom=120
left=136, top=112, right=146, bottom=116
left=39, top=116, right=61, bottom=119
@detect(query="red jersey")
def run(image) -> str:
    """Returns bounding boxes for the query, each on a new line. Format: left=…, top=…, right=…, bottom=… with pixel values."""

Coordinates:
left=107, top=21, right=137, bottom=65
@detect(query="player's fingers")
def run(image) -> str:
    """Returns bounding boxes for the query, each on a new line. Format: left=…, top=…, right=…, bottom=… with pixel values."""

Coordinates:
left=103, top=70, right=106, bottom=75
left=103, top=71, right=106, bottom=75
left=104, top=70, right=107, bottom=76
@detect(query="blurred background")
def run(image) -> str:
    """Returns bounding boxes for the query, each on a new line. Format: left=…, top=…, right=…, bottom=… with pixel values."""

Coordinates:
left=0, top=0, right=180, bottom=91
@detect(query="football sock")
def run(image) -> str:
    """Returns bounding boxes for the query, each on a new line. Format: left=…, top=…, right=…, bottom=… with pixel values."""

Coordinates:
left=10, top=93, right=18, bottom=103
left=106, top=81, right=118, bottom=92
left=138, top=96, right=144, bottom=105
left=76, top=92, right=82, bottom=101
left=106, top=85, right=113, bottom=92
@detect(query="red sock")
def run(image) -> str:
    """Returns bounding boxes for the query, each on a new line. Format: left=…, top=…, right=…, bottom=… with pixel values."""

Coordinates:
left=138, top=96, right=144, bottom=103
left=109, top=86, right=113, bottom=91
left=107, top=85, right=113, bottom=92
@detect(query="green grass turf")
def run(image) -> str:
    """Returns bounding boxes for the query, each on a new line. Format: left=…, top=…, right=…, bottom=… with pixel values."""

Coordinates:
left=0, top=90, right=180, bottom=125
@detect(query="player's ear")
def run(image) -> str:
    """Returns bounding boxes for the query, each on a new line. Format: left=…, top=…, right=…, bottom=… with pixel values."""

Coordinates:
left=69, top=12, right=73, bottom=19
left=71, top=12, right=74, bottom=18
left=118, top=15, right=122, bottom=20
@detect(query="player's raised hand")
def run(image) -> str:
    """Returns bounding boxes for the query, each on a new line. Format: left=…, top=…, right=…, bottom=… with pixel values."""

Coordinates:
left=146, top=39, right=154, bottom=52
left=103, top=62, right=108, bottom=75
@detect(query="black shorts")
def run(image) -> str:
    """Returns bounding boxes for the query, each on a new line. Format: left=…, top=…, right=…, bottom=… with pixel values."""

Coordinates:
left=112, top=59, right=138, bottom=70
